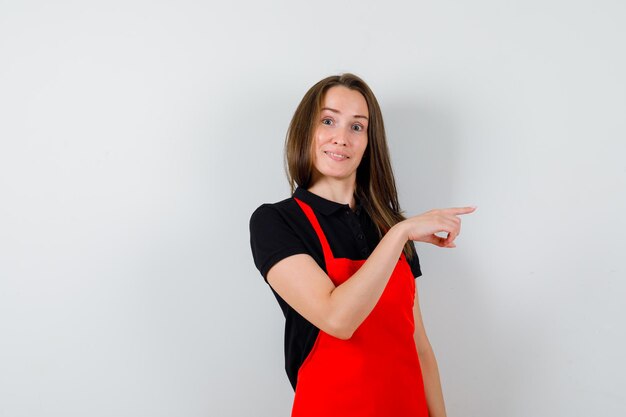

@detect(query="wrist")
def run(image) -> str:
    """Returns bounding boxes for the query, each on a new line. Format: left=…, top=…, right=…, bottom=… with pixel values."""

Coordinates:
left=389, top=221, right=409, bottom=244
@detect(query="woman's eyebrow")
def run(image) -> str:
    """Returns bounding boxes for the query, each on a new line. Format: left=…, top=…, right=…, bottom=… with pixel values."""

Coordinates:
left=321, top=107, right=369, bottom=120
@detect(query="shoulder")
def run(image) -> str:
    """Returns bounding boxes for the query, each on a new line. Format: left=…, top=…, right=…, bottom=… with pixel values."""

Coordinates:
left=249, top=197, right=299, bottom=230
left=249, top=197, right=311, bottom=282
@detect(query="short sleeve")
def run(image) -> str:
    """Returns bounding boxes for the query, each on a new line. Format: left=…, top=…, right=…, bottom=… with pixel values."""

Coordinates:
left=249, top=204, right=308, bottom=283
left=407, top=241, right=422, bottom=279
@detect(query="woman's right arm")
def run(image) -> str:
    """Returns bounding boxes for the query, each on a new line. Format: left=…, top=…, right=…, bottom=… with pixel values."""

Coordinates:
left=266, top=207, right=476, bottom=340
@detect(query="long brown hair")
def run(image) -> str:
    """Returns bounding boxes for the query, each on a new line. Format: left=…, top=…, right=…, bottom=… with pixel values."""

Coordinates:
left=284, top=73, right=416, bottom=261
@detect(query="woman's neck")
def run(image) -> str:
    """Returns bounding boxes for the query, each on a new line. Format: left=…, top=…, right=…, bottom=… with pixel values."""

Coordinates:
left=307, top=177, right=357, bottom=209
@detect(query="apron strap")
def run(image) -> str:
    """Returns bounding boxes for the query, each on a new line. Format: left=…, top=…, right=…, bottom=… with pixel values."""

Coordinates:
left=294, top=197, right=335, bottom=263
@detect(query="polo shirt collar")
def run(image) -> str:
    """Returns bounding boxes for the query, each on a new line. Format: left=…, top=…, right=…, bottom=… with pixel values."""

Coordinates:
left=293, top=186, right=362, bottom=216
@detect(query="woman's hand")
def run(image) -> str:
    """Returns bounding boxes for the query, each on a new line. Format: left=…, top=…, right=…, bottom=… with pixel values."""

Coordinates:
left=398, top=206, right=476, bottom=248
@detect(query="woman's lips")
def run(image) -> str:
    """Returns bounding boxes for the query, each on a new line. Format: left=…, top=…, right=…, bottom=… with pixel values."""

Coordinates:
left=324, top=151, right=349, bottom=161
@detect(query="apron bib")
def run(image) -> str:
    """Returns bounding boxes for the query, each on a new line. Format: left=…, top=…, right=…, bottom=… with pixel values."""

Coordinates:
left=291, top=197, right=429, bottom=417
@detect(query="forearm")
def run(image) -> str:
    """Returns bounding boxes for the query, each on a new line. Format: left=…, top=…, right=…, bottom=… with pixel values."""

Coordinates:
left=418, top=345, right=447, bottom=417
left=328, top=222, right=408, bottom=338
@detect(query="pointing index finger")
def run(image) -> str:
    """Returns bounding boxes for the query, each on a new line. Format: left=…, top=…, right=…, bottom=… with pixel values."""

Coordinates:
left=447, top=206, right=477, bottom=215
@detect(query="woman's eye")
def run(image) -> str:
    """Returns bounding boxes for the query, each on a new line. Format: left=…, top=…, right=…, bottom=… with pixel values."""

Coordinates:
left=322, top=118, right=333, bottom=125
left=352, top=124, right=364, bottom=131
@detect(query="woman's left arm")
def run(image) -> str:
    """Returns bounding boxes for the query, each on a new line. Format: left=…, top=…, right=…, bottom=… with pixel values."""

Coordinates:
left=413, top=285, right=447, bottom=417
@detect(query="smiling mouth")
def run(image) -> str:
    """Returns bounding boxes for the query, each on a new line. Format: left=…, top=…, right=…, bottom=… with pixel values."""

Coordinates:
left=324, top=151, right=349, bottom=160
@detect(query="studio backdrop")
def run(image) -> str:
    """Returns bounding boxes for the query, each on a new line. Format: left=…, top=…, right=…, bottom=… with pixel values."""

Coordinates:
left=1, top=1, right=624, bottom=416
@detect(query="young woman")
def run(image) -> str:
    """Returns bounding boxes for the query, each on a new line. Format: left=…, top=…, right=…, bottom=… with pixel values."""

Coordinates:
left=249, top=73, right=475, bottom=417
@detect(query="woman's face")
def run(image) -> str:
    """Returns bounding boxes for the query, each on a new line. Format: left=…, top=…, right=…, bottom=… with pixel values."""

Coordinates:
left=310, top=86, right=369, bottom=185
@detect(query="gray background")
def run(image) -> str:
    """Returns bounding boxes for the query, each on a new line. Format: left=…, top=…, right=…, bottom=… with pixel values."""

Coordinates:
left=1, top=1, right=625, bottom=416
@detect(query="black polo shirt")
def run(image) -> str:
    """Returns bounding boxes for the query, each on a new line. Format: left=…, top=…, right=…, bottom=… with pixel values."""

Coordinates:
left=249, top=186, right=422, bottom=390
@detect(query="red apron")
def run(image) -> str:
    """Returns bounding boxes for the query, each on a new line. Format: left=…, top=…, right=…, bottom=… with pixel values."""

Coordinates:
left=291, top=198, right=429, bottom=417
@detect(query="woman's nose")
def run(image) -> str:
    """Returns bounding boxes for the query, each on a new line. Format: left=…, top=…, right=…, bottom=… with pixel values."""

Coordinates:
left=333, top=131, right=347, bottom=146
